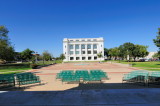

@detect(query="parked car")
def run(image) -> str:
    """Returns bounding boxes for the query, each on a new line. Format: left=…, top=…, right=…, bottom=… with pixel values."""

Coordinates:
left=139, top=59, right=145, bottom=62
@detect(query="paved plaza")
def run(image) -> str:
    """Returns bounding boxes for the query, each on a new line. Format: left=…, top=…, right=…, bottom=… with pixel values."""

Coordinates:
left=18, top=62, right=146, bottom=91
left=1, top=62, right=160, bottom=105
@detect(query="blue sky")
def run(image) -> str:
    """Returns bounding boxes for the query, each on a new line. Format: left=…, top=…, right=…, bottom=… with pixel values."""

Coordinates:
left=0, top=0, right=160, bottom=57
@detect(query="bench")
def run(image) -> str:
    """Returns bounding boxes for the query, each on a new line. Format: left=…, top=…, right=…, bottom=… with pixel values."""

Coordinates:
left=16, top=72, right=41, bottom=87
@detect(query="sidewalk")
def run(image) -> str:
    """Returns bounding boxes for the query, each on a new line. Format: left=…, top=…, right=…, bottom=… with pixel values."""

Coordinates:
left=1, top=88, right=160, bottom=105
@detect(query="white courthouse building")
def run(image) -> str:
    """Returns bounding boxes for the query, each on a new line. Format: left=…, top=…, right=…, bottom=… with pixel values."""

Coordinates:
left=63, top=37, right=104, bottom=62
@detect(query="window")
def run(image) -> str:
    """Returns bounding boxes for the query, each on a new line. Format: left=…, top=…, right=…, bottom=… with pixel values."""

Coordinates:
left=87, top=51, right=91, bottom=54
left=93, top=39, right=97, bottom=41
left=87, top=44, right=91, bottom=49
left=93, top=50, right=97, bottom=54
left=81, top=44, right=85, bottom=49
left=70, top=40, right=73, bottom=41
left=87, top=39, right=91, bottom=41
left=65, top=52, right=66, bottom=54
left=82, top=51, right=85, bottom=54
left=75, top=45, right=79, bottom=49
left=94, top=56, right=97, bottom=60
left=70, top=45, right=73, bottom=49
left=76, top=51, right=79, bottom=54
left=70, top=51, right=73, bottom=55
left=70, top=57, right=74, bottom=60
left=82, top=39, right=85, bottom=41
left=76, top=40, right=79, bottom=41
left=88, top=57, right=92, bottom=60
left=93, top=44, right=97, bottom=49
left=76, top=57, right=80, bottom=60
left=82, top=57, right=85, bottom=60
left=65, top=45, right=66, bottom=48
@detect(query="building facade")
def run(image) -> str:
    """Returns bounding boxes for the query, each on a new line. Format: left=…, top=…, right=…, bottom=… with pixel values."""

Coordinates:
left=63, top=37, right=104, bottom=61
left=145, top=52, right=157, bottom=59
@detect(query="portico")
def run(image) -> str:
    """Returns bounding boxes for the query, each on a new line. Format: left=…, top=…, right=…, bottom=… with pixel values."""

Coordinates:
left=63, top=37, right=104, bottom=61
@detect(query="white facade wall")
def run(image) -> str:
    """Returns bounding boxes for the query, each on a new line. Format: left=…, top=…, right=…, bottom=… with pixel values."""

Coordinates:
left=63, top=37, right=104, bottom=61
left=145, top=52, right=157, bottom=59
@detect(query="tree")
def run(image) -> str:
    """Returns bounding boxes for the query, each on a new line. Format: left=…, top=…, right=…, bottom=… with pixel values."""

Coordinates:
left=153, top=28, right=160, bottom=54
left=0, top=26, right=9, bottom=38
left=118, top=42, right=135, bottom=61
left=21, top=48, right=34, bottom=61
left=42, top=50, right=52, bottom=61
left=118, top=45, right=126, bottom=60
left=59, top=54, right=65, bottom=61
left=132, top=45, right=149, bottom=61
left=104, top=48, right=110, bottom=59
left=152, top=53, right=159, bottom=58
left=97, top=52, right=103, bottom=62
left=0, top=26, right=15, bottom=61
left=108, top=47, right=120, bottom=60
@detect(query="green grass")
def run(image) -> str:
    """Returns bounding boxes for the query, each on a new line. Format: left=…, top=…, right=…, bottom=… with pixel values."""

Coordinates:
left=0, top=68, right=31, bottom=72
left=132, top=62, right=160, bottom=68
left=111, top=60, right=160, bottom=71
left=2, top=71, right=25, bottom=74
left=0, top=63, right=31, bottom=74
left=141, top=68, right=160, bottom=71
left=36, top=61, right=53, bottom=65
left=120, top=61, right=160, bottom=68
left=36, top=60, right=63, bottom=65
left=55, top=60, right=63, bottom=63
left=0, top=60, right=63, bottom=74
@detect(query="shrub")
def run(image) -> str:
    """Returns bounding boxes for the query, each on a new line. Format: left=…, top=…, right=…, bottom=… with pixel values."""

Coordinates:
left=30, top=64, right=38, bottom=69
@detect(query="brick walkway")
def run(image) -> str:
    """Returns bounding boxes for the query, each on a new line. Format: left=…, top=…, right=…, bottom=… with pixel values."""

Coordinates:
left=13, top=62, right=145, bottom=91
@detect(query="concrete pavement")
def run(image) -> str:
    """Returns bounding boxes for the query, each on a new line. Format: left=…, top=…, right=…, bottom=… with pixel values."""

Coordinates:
left=1, top=88, right=160, bottom=105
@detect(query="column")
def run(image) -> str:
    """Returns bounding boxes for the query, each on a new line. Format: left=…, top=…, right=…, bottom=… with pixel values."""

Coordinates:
left=73, top=44, right=76, bottom=61
left=85, top=44, right=88, bottom=60
left=91, top=44, right=94, bottom=61
left=79, top=44, right=82, bottom=61
left=66, top=43, right=69, bottom=61
left=91, top=44, right=93, bottom=55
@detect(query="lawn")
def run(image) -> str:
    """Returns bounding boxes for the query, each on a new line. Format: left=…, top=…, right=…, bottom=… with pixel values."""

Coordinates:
left=36, top=60, right=62, bottom=65
left=113, top=61, right=160, bottom=71
left=0, top=60, right=63, bottom=74
left=131, top=62, right=160, bottom=68
left=0, top=63, right=31, bottom=74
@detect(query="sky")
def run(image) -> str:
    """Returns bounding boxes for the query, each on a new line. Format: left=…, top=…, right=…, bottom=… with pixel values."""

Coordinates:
left=0, top=0, right=160, bottom=57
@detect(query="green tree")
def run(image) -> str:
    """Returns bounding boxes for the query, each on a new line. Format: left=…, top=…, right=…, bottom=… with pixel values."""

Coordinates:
left=42, top=50, right=52, bottom=61
left=97, top=52, right=103, bottom=62
left=132, top=45, right=149, bottom=61
left=118, top=45, right=126, bottom=60
left=108, top=47, right=120, bottom=60
left=153, top=28, right=160, bottom=54
left=152, top=52, right=160, bottom=59
left=59, top=54, right=65, bottom=61
left=21, top=48, right=34, bottom=61
left=104, top=48, right=110, bottom=59
left=119, top=42, right=135, bottom=61
left=0, top=26, right=15, bottom=61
